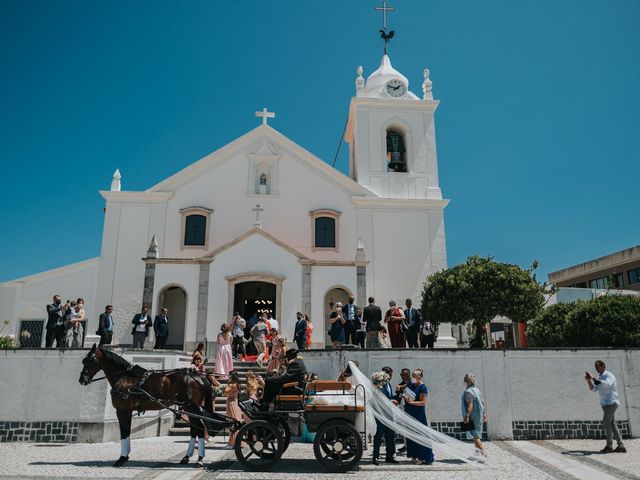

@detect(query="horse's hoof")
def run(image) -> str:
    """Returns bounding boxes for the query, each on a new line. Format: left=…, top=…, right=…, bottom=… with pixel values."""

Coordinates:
left=113, top=456, right=129, bottom=467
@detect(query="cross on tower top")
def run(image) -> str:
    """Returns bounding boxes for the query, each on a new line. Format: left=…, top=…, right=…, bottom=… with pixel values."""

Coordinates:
left=375, top=1, right=395, bottom=30
left=256, top=107, right=275, bottom=126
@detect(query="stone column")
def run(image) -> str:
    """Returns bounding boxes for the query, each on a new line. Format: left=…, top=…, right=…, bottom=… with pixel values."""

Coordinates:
left=195, top=262, right=210, bottom=351
left=300, top=262, right=312, bottom=321
left=355, top=239, right=368, bottom=307
left=142, top=264, right=156, bottom=310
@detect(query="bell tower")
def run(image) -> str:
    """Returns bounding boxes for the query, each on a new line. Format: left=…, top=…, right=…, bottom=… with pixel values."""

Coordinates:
left=345, top=57, right=442, bottom=200
left=345, top=5, right=442, bottom=200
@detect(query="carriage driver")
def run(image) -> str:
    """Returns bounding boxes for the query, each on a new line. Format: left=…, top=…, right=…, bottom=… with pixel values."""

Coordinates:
left=259, top=348, right=308, bottom=409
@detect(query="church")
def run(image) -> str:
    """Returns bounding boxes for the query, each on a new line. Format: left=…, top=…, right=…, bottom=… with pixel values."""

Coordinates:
left=1, top=50, right=449, bottom=351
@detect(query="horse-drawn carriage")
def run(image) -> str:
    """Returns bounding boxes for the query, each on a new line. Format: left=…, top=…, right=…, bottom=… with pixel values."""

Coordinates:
left=235, top=380, right=367, bottom=472
left=79, top=345, right=367, bottom=472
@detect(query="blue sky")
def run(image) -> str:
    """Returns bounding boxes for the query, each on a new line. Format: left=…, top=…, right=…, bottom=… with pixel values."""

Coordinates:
left=1, top=0, right=639, bottom=283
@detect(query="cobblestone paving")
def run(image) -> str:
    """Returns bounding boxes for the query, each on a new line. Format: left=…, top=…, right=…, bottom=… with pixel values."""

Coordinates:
left=205, top=442, right=555, bottom=480
left=0, top=436, right=230, bottom=480
left=2, top=438, right=639, bottom=480
left=546, top=438, right=640, bottom=480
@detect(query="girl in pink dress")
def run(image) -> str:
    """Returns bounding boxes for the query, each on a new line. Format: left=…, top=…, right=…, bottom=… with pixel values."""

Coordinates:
left=215, top=324, right=233, bottom=379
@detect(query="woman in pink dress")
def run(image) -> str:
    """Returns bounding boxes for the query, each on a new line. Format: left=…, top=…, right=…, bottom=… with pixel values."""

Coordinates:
left=267, top=335, right=287, bottom=374
left=215, top=324, right=233, bottom=379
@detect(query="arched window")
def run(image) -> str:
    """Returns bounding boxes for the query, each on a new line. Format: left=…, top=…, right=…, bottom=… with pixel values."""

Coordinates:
left=184, top=215, right=207, bottom=246
left=386, top=129, right=407, bottom=172
left=315, top=217, right=336, bottom=248
left=180, top=206, right=213, bottom=248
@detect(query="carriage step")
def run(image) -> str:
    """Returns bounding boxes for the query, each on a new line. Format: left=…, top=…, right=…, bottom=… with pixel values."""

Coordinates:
left=169, top=427, right=191, bottom=436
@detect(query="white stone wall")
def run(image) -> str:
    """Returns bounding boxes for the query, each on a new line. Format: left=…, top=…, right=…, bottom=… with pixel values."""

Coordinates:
left=0, top=349, right=190, bottom=442
left=300, top=348, right=640, bottom=440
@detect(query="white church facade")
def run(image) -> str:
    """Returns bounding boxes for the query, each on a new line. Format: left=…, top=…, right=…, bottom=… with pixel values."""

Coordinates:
left=1, top=55, right=450, bottom=351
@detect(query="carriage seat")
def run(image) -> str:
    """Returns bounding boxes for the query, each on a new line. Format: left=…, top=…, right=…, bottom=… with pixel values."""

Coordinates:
left=305, top=380, right=352, bottom=393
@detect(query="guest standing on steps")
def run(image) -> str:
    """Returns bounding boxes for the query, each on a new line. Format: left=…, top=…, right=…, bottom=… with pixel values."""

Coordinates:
left=384, top=300, right=405, bottom=348
left=97, top=305, right=114, bottom=346
left=364, top=297, right=382, bottom=349
left=131, top=306, right=152, bottom=350
left=153, top=307, right=169, bottom=349
left=46, top=295, right=69, bottom=348
left=293, top=312, right=307, bottom=350
left=215, top=324, right=233, bottom=379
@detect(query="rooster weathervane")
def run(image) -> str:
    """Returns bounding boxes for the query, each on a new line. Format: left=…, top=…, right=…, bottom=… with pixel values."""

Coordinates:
left=375, top=0, right=396, bottom=54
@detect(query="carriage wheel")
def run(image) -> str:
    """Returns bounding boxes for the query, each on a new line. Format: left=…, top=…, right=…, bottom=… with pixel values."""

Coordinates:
left=234, top=420, right=283, bottom=471
left=262, top=419, right=291, bottom=459
left=279, top=419, right=291, bottom=454
left=313, top=420, right=363, bottom=472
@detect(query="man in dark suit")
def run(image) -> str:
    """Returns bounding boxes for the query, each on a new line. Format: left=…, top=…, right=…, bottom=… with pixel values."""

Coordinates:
left=373, top=366, right=399, bottom=465
left=404, top=298, right=422, bottom=348
left=153, top=306, right=169, bottom=349
left=293, top=312, right=307, bottom=350
left=97, top=305, right=114, bottom=346
left=261, top=349, right=308, bottom=406
left=341, top=295, right=359, bottom=346
left=46, top=295, right=69, bottom=348
left=131, top=305, right=152, bottom=350
left=363, top=297, right=382, bottom=348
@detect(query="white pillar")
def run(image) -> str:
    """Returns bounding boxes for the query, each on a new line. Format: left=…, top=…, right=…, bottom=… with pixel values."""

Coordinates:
left=435, top=322, right=458, bottom=348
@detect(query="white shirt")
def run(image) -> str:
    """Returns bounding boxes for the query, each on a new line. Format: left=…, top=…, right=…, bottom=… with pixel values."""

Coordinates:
left=591, top=370, right=619, bottom=406
left=136, top=314, right=149, bottom=332
left=268, top=318, right=279, bottom=332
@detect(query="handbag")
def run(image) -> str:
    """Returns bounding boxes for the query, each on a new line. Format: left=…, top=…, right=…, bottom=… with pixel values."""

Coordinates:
left=459, top=420, right=476, bottom=432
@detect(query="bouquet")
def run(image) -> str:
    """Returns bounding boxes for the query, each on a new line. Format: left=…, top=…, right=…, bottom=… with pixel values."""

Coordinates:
left=371, top=370, right=391, bottom=387
left=211, top=386, right=224, bottom=398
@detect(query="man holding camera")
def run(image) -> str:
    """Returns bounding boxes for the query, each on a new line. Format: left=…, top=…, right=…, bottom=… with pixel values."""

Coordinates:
left=585, top=360, right=626, bottom=453
left=46, top=295, right=69, bottom=348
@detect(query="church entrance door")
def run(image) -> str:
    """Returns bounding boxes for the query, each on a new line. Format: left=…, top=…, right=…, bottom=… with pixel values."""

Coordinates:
left=324, top=286, right=352, bottom=347
left=158, top=285, right=187, bottom=350
left=233, top=281, right=277, bottom=324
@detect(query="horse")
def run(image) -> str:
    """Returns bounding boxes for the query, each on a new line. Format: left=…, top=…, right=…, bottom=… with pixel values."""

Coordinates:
left=79, top=344, right=232, bottom=467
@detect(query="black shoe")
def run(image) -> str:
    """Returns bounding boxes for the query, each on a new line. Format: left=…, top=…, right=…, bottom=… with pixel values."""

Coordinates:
left=372, top=458, right=380, bottom=466
left=614, top=445, right=627, bottom=453
left=195, top=456, right=204, bottom=467
left=600, top=446, right=614, bottom=454
left=113, top=456, right=129, bottom=467
left=179, top=455, right=190, bottom=464
left=385, top=458, right=399, bottom=464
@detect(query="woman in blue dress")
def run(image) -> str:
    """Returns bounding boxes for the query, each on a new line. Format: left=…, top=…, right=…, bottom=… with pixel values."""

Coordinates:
left=404, top=368, right=435, bottom=465
left=328, top=302, right=346, bottom=349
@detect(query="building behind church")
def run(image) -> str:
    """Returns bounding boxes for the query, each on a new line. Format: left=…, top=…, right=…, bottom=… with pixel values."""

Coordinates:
left=1, top=54, right=451, bottom=351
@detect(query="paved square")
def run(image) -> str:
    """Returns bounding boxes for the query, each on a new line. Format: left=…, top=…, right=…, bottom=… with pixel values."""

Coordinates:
left=0, top=437, right=638, bottom=480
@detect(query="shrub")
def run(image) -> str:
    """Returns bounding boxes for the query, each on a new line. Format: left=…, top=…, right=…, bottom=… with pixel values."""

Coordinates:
left=527, top=295, right=640, bottom=348
left=527, top=302, right=577, bottom=347
left=0, top=335, right=17, bottom=349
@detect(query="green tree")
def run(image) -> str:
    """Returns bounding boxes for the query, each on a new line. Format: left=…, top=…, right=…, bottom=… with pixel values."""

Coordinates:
left=526, top=302, right=577, bottom=347
left=421, top=256, right=545, bottom=348
left=566, top=295, right=640, bottom=347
